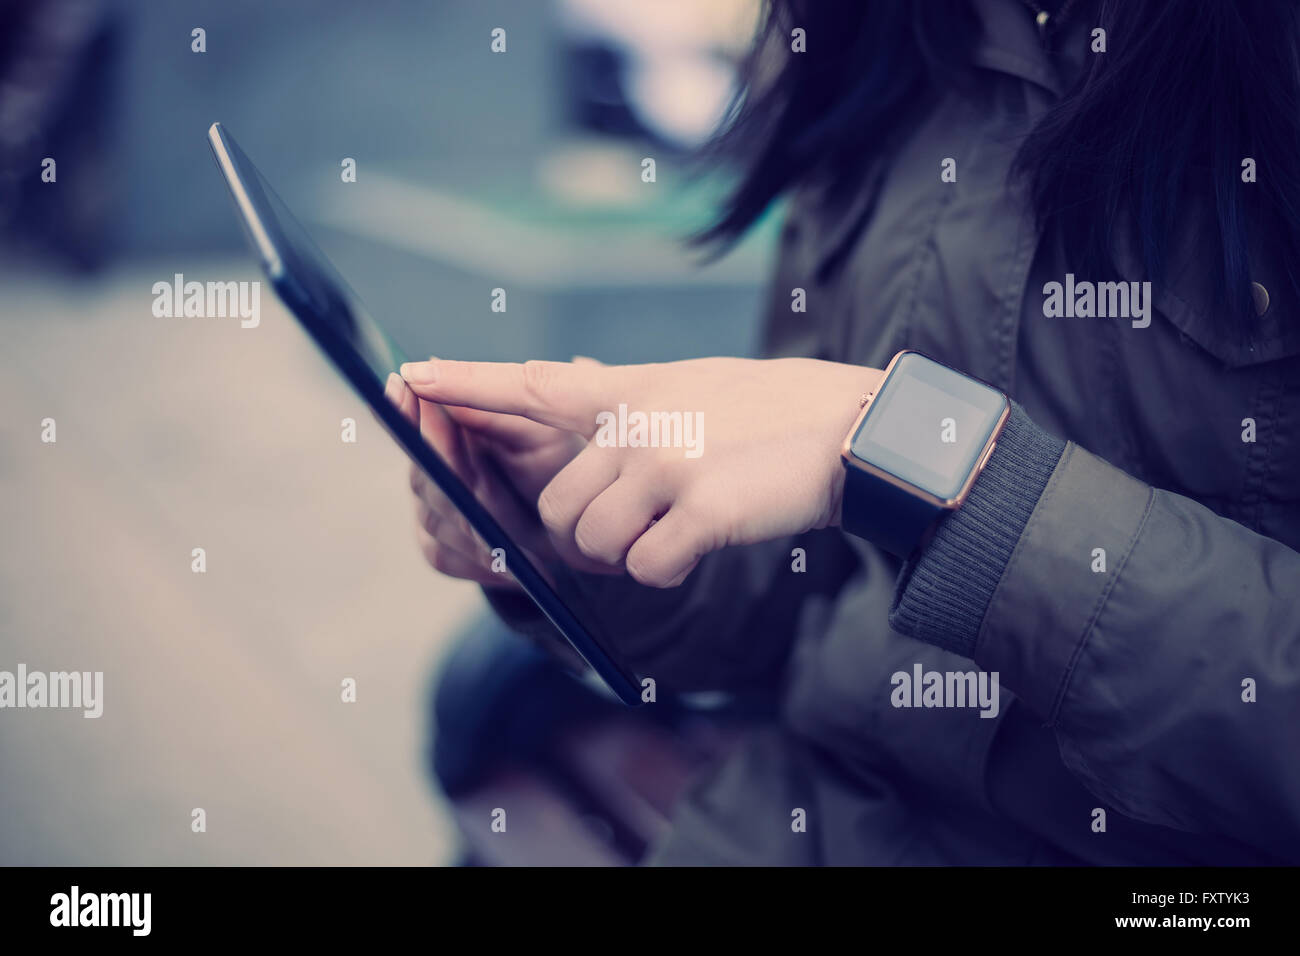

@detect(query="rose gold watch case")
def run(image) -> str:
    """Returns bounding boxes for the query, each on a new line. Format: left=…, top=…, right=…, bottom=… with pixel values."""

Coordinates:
left=839, top=349, right=1011, bottom=511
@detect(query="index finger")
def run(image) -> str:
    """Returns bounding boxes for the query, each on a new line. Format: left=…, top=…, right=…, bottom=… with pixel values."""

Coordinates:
left=399, top=359, right=614, bottom=437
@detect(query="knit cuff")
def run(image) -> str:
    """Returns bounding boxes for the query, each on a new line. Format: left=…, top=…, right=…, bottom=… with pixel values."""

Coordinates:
left=889, top=402, right=1066, bottom=658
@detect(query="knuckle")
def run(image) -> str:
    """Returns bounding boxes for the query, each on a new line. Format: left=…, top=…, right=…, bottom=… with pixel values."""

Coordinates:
left=521, top=360, right=556, bottom=411
left=419, top=533, right=475, bottom=581
left=536, top=484, right=566, bottom=532
left=456, top=513, right=478, bottom=547
left=679, top=490, right=727, bottom=550
left=626, top=546, right=672, bottom=589
left=416, top=502, right=439, bottom=538
left=419, top=536, right=442, bottom=570
left=572, top=517, right=614, bottom=564
left=430, top=547, right=461, bottom=577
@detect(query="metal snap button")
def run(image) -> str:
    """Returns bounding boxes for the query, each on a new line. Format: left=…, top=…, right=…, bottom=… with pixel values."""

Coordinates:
left=1251, top=281, right=1269, bottom=316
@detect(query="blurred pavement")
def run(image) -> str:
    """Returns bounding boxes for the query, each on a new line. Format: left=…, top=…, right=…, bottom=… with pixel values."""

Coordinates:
left=0, top=260, right=481, bottom=864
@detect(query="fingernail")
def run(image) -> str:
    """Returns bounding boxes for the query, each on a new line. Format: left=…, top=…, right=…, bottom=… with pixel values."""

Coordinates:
left=401, top=360, right=438, bottom=385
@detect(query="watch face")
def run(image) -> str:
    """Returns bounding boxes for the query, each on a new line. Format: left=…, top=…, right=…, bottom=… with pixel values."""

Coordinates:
left=848, top=352, right=1008, bottom=501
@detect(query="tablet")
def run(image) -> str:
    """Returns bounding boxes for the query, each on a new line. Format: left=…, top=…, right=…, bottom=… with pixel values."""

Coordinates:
left=207, top=122, right=643, bottom=706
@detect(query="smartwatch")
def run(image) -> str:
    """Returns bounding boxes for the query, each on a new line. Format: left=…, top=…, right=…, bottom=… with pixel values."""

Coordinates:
left=840, top=350, right=1010, bottom=558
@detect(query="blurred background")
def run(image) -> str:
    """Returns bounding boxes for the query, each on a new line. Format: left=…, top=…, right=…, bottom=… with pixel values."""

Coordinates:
left=0, top=0, right=776, bottom=864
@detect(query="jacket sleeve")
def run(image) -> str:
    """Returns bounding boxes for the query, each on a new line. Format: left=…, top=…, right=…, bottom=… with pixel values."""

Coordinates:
left=891, top=402, right=1300, bottom=860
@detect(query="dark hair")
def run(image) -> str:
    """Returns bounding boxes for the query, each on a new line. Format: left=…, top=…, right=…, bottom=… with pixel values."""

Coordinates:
left=702, top=0, right=1300, bottom=333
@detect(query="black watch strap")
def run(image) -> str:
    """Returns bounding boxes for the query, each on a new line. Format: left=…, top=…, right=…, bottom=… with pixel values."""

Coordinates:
left=840, top=463, right=945, bottom=558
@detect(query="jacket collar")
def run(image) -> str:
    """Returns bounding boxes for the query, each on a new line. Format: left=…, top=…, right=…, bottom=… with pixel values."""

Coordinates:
left=800, top=0, right=1094, bottom=276
left=972, top=0, right=1101, bottom=97
left=970, top=0, right=1067, bottom=97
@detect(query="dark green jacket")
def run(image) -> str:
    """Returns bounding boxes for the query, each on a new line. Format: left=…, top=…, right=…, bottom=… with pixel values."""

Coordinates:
left=498, top=0, right=1300, bottom=865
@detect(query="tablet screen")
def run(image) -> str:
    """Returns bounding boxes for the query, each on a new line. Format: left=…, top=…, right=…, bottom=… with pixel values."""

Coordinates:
left=208, top=123, right=643, bottom=706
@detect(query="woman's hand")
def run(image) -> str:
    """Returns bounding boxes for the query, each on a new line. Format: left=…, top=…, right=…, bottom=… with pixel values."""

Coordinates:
left=383, top=365, right=600, bottom=590
left=399, top=356, right=883, bottom=587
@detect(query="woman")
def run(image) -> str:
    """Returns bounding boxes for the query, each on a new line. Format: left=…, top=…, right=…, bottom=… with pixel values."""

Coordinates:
left=386, top=0, right=1300, bottom=864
